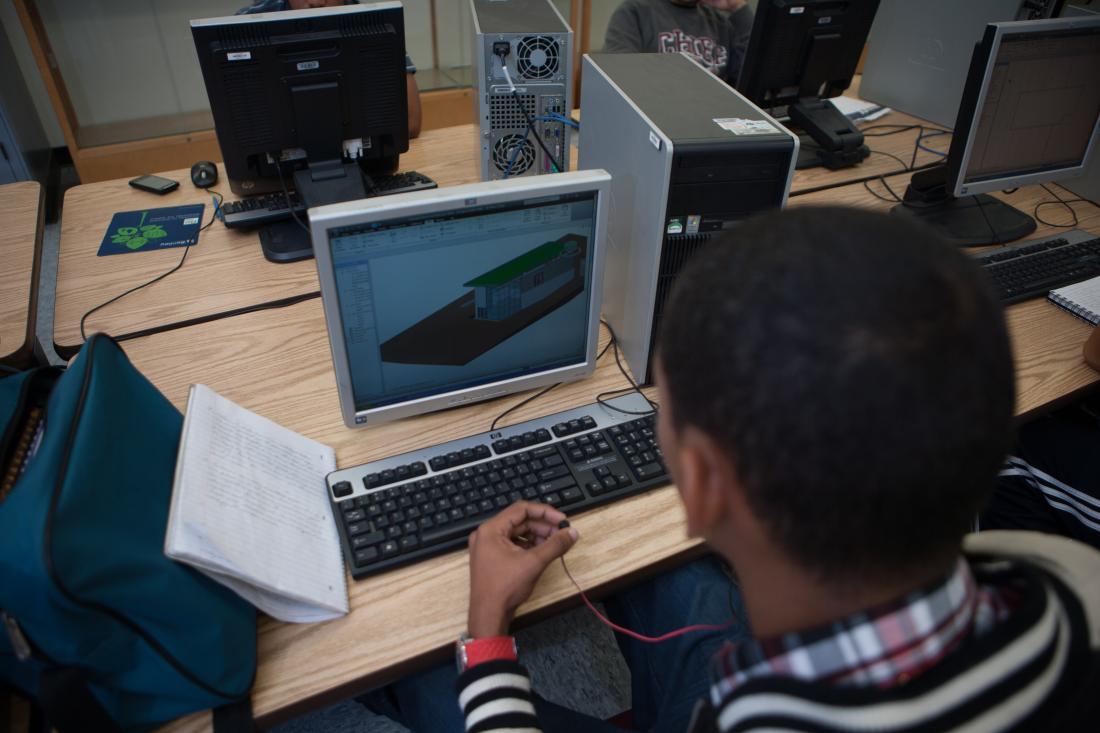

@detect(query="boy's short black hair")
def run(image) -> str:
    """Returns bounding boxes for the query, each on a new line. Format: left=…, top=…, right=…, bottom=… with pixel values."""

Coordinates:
left=657, top=205, right=1015, bottom=584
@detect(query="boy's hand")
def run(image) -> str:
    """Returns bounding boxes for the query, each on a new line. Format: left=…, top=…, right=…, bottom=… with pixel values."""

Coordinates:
left=467, top=502, right=579, bottom=638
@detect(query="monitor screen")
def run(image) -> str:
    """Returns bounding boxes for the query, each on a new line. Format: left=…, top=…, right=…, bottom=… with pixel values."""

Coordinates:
left=325, top=192, right=599, bottom=415
left=961, top=24, right=1100, bottom=189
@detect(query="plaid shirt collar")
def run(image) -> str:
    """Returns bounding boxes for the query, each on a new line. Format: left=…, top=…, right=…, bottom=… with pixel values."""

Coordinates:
left=710, top=558, right=1015, bottom=703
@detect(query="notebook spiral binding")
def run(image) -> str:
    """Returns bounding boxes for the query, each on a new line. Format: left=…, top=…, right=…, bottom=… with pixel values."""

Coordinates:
left=1047, top=290, right=1100, bottom=326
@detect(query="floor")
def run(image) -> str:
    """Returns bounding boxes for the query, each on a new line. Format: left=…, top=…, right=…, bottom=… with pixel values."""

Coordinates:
left=31, top=164, right=634, bottom=732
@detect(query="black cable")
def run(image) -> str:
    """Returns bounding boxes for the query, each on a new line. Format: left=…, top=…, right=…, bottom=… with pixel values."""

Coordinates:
left=277, top=162, right=310, bottom=233
left=866, top=148, right=909, bottom=171
left=488, top=325, right=616, bottom=432
left=79, top=192, right=223, bottom=342
left=863, top=176, right=902, bottom=204
left=595, top=319, right=658, bottom=416
left=511, top=88, right=564, bottom=174
left=1034, top=183, right=1081, bottom=228
left=973, top=194, right=999, bottom=243
left=490, top=382, right=560, bottom=432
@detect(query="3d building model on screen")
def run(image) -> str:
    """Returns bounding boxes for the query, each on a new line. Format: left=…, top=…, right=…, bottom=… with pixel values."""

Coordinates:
left=380, top=234, right=587, bottom=366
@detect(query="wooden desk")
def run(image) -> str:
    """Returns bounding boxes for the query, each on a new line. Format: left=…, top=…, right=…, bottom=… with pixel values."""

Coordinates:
left=139, top=178, right=1097, bottom=733
left=53, top=103, right=943, bottom=358
left=790, top=177, right=1100, bottom=417
left=125, top=315, right=691, bottom=732
left=0, top=182, right=45, bottom=368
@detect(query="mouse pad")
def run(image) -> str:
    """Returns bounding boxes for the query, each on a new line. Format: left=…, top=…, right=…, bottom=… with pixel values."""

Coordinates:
left=98, top=204, right=205, bottom=256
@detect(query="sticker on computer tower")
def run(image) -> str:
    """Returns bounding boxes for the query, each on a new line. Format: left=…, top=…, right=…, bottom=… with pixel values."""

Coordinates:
left=666, top=218, right=684, bottom=235
left=226, top=52, right=251, bottom=61
left=686, top=215, right=701, bottom=234
left=713, top=117, right=778, bottom=136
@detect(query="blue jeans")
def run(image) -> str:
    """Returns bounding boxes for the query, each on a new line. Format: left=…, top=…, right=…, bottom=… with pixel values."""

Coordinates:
left=363, top=554, right=749, bottom=733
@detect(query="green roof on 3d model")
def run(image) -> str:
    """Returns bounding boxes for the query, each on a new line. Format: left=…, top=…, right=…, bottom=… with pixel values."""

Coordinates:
left=464, top=240, right=574, bottom=287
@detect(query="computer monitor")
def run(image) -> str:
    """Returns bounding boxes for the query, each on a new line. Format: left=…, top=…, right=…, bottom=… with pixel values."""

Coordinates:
left=892, top=16, right=1100, bottom=246
left=860, top=0, right=1064, bottom=129
left=736, top=0, right=881, bottom=170
left=191, top=3, right=409, bottom=261
left=310, top=170, right=610, bottom=428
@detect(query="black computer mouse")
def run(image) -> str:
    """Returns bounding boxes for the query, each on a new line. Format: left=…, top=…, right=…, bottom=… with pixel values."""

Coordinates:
left=190, top=161, right=218, bottom=189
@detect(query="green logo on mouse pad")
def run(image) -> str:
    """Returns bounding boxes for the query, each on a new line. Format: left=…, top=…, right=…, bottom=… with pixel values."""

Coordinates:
left=98, top=204, right=205, bottom=256
left=111, top=211, right=168, bottom=250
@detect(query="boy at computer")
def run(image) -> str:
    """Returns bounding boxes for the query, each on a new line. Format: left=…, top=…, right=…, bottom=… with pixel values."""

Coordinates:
left=237, top=0, right=422, bottom=138
left=369, top=206, right=1100, bottom=731
left=603, top=0, right=754, bottom=85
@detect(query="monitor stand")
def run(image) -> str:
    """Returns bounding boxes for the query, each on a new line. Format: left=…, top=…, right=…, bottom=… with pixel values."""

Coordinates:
left=788, top=97, right=869, bottom=171
left=890, top=165, right=1036, bottom=247
left=258, top=160, right=370, bottom=264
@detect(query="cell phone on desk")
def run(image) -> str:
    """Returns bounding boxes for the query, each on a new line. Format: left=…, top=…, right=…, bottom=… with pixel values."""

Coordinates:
left=129, top=174, right=179, bottom=195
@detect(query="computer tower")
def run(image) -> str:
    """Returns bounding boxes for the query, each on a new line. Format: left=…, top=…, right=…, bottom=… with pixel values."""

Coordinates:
left=579, top=53, right=798, bottom=385
left=861, top=0, right=1063, bottom=128
left=471, top=0, right=573, bottom=180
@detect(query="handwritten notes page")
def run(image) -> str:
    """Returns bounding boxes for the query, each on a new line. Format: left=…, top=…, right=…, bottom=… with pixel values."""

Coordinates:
left=165, top=384, right=347, bottom=622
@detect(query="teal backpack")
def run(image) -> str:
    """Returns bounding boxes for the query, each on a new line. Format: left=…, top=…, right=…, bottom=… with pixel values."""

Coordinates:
left=0, top=335, right=256, bottom=731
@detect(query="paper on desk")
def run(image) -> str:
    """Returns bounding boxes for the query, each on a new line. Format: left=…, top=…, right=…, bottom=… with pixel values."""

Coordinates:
left=831, top=96, right=891, bottom=122
left=165, top=384, right=347, bottom=623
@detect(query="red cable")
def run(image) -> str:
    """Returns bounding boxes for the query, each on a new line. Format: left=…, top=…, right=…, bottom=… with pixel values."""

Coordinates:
left=559, top=556, right=737, bottom=644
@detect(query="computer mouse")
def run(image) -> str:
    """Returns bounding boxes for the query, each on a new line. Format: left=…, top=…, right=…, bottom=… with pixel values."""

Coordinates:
left=190, top=161, right=218, bottom=189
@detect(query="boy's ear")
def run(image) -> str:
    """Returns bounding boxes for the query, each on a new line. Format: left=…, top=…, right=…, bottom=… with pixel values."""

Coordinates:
left=677, top=426, right=735, bottom=538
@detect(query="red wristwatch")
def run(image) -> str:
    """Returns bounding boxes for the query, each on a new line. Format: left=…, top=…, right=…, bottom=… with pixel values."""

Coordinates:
left=456, top=633, right=518, bottom=672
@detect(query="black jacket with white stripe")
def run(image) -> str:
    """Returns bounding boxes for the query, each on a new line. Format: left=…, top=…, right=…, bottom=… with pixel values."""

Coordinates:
left=455, top=532, right=1100, bottom=732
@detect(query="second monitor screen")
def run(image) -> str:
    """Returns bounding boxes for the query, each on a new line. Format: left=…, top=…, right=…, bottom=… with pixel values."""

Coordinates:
left=966, top=27, right=1100, bottom=184
left=328, top=193, right=598, bottom=413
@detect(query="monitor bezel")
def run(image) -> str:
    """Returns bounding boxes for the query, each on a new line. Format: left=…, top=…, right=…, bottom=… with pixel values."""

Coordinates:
left=950, top=16, right=1100, bottom=198
left=310, top=170, right=612, bottom=429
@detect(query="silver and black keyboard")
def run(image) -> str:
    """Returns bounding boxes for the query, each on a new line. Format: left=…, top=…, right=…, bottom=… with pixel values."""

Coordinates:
left=325, top=393, right=668, bottom=579
left=975, top=229, right=1100, bottom=305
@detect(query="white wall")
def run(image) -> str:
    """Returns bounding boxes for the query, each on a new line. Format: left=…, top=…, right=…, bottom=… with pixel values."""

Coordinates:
left=0, top=1, right=66, bottom=148
left=5, top=0, right=445, bottom=141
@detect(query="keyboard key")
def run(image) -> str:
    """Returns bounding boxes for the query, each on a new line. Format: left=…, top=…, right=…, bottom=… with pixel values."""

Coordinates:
left=538, top=476, right=576, bottom=494
left=634, top=462, right=664, bottom=480
left=364, top=473, right=382, bottom=488
left=332, top=481, right=353, bottom=498
left=538, top=465, right=570, bottom=481
left=532, top=445, right=557, bottom=459
left=586, top=480, right=605, bottom=496
left=561, top=487, right=584, bottom=505
left=380, top=541, right=399, bottom=557
left=474, top=445, right=491, bottom=459
left=429, top=456, right=449, bottom=471
left=579, top=416, right=596, bottom=429
left=337, top=498, right=356, bottom=512
left=400, top=536, right=420, bottom=552
left=552, top=422, right=570, bottom=437
left=344, top=509, right=366, bottom=523
left=354, top=547, right=380, bottom=566
left=347, top=521, right=370, bottom=536
left=410, top=462, right=427, bottom=476
left=396, top=465, right=411, bottom=480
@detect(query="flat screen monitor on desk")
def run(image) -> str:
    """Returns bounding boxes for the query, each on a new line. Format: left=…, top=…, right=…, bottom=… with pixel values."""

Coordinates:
left=310, top=170, right=611, bottom=428
left=190, top=2, right=409, bottom=261
left=892, top=16, right=1100, bottom=246
left=736, top=0, right=881, bottom=171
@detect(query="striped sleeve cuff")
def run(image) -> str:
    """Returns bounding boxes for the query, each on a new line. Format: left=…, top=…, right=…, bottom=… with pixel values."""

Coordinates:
left=456, top=659, right=541, bottom=733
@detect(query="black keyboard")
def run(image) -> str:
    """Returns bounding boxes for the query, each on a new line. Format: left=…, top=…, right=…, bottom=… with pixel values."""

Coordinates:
left=325, top=393, right=669, bottom=579
left=221, top=171, right=438, bottom=229
left=976, top=230, right=1100, bottom=304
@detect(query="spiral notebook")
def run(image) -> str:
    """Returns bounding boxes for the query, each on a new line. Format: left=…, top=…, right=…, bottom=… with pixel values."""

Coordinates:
left=165, top=384, right=348, bottom=623
left=1048, top=276, right=1100, bottom=325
